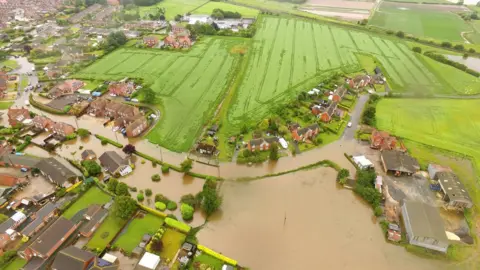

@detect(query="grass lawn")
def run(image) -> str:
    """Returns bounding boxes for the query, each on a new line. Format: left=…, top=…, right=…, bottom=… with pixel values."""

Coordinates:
left=1, top=60, right=19, bottom=70
left=31, top=56, right=60, bottom=65
left=81, top=80, right=103, bottom=91
left=62, top=187, right=111, bottom=219
left=3, top=257, right=27, bottom=270
left=190, top=253, right=225, bottom=270
left=0, top=101, right=13, bottom=110
left=86, top=214, right=127, bottom=250
left=192, top=1, right=259, bottom=17
left=114, top=214, right=164, bottom=253
left=134, top=0, right=208, bottom=20
left=369, top=2, right=472, bottom=42
left=159, top=228, right=186, bottom=262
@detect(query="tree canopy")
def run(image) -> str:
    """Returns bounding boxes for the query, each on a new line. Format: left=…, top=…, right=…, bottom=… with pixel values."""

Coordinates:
left=113, top=196, right=137, bottom=219
left=81, top=160, right=102, bottom=176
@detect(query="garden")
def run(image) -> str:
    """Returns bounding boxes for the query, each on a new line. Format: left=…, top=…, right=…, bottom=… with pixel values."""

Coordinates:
left=114, top=212, right=165, bottom=253
left=61, top=186, right=112, bottom=219
left=86, top=213, right=127, bottom=250
left=159, top=228, right=186, bottom=263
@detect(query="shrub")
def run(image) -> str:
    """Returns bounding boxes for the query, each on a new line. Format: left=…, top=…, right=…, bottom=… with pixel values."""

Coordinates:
left=145, top=188, right=152, bottom=196
left=129, top=186, right=137, bottom=192
left=180, top=159, right=193, bottom=172
left=165, top=217, right=191, bottom=233
left=468, top=48, right=476, bottom=53
left=77, top=128, right=89, bottom=138
left=101, top=140, right=108, bottom=145
left=454, top=44, right=464, bottom=51
left=395, top=31, right=404, bottom=38
left=336, top=168, right=350, bottom=181
left=155, top=193, right=169, bottom=203
left=441, top=41, right=452, bottom=48
left=167, top=201, right=177, bottom=210
left=374, top=206, right=383, bottom=217
left=412, top=47, right=422, bottom=53
left=161, top=164, right=169, bottom=173
left=151, top=174, right=161, bottom=182
left=155, top=201, right=166, bottom=211
left=180, top=194, right=196, bottom=208
left=386, top=30, right=394, bottom=35
left=181, top=203, right=194, bottom=220
left=167, top=213, right=178, bottom=220
left=137, top=193, right=144, bottom=202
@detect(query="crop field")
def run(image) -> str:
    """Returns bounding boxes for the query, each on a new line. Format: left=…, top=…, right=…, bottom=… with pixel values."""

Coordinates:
left=76, top=38, right=245, bottom=152
left=369, top=2, right=472, bottom=42
left=192, top=2, right=260, bottom=17
left=128, top=0, right=208, bottom=20
left=225, top=16, right=454, bottom=132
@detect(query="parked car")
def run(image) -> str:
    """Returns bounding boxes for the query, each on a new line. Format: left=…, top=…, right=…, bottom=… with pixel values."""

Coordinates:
left=347, top=122, right=352, bottom=128
left=131, top=99, right=139, bottom=103
left=20, top=168, right=28, bottom=172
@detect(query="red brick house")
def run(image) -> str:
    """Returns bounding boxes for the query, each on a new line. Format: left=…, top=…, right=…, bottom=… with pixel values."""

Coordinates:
left=347, top=75, right=372, bottom=90
left=47, top=80, right=85, bottom=99
left=247, top=137, right=279, bottom=152
left=0, top=174, right=26, bottom=187
left=172, top=25, right=189, bottom=35
left=105, top=102, right=140, bottom=118
left=20, top=202, right=58, bottom=238
left=331, top=86, right=347, bottom=102
left=318, top=102, right=338, bottom=123
left=87, top=98, right=108, bottom=117
left=32, top=115, right=55, bottom=131
left=143, top=36, right=158, bottom=48
left=52, top=122, right=75, bottom=137
left=125, top=116, right=147, bottom=137
left=370, top=129, right=398, bottom=151
left=292, top=123, right=320, bottom=142
left=163, top=34, right=192, bottom=49
left=7, top=107, right=30, bottom=126
left=0, top=72, right=7, bottom=98
left=108, top=82, right=135, bottom=97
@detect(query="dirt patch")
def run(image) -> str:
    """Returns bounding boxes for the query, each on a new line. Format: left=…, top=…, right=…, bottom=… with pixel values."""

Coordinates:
left=304, top=0, right=375, bottom=10
left=382, top=1, right=470, bottom=12
left=300, top=8, right=370, bottom=20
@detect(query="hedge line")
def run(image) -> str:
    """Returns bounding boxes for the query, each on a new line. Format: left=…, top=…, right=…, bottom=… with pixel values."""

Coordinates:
left=138, top=203, right=167, bottom=218
left=197, top=245, right=237, bottom=266
left=165, top=217, right=191, bottom=233
left=423, top=52, right=480, bottom=77
left=94, top=134, right=123, bottom=148
left=29, top=94, right=66, bottom=115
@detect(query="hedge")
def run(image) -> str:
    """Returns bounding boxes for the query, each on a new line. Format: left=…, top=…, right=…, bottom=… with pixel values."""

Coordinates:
left=423, top=52, right=480, bottom=77
left=94, top=134, right=123, bottom=148
left=197, top=245, right=237, bottom=266
left=137, top=203, right=167, bottom=218
left=15, top=141, right=30, bottom=152
left=29, top=94, right=66, bottom=115
left=165, top=217, right=191, bottom=233
left=133, top=150, right=181, bottom=172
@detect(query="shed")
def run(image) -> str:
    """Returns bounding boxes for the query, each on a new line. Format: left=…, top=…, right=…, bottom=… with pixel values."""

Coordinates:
left=101, top=253, right=118, bottom=264
left=352, top=155, right=373, bottom=170
left=136, top=252, right=160, bottom=270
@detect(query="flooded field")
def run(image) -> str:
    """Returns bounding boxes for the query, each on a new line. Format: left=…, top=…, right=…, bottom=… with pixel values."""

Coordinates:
left=198, top=167, right=449, bottom=270
left=447, top=55, right=480, bottom=72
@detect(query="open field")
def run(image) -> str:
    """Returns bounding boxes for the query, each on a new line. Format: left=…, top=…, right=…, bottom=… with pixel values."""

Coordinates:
left=114, top=213, right=164, bottom=253
left=136, top=0, right=208, bottom=20
left=76, top=37, right=246, bottom=152
left=192, top=1, right=260, bottom=17
left=385, top=0, right=451, bottom=3
left=62, top=187, right=111, bottom=219
left=369, top=2, right=472, bottom=42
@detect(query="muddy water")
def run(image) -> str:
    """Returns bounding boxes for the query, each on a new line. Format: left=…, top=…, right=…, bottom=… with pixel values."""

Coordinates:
left=447, top=55, right=480, bottom=72
left=198, top=168, right=449, bottom=270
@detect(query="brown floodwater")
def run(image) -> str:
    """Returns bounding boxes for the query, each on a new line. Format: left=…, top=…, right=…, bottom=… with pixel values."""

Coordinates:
left=198, top=167, right=450, bottom=270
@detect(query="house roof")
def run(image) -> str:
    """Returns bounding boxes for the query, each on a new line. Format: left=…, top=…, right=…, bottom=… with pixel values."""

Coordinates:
left=81, top=149, right=96, bottom=159
left=402, top=201, right=448, bottom=242
left=137, top=252, right=160, bottom=270
left=21, top=202, right=58, bottom=236
left=90, top=256, right=119, bottom=270
left=0, top=154, right=40, bottom=167
left=436, top=172, right=471, bottom=203
left=80, top=208, right=108, bottom=235
left=0, top=219, right=14, bottom=233
left=84, top=204, right=101, bottom=218
left=334, top=86, right=347, bottom=97
left=196, top=143, right=216, bottom=152
left=324, top=101, right=338, bottom=117
left=51, top=246, right=95, bottom=270
left=35, top=157, right=79, bottom=186
left=29, top=217, right=76, bottom=257
left=99, top=151, right=129, bottom=173
left=249, top=138, right=265, bottom=146
left=381, top=150, right=419, bottom=174
left=264, top=137, right=279, bottom=144
left=125, top=117, right=146, bottom=134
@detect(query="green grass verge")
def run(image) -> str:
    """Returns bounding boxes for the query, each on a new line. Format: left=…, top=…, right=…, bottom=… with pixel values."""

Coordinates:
left=94, top=134, right=123, bottom=148
left=62, top=187, right=111, bottom=219
left=114, top=214, right=164, bottom=253
left=1, top=60, right=19, bottom=70
left=0, top=101, right=13, bottom=110
left=190, top=253, right=225, bottom=270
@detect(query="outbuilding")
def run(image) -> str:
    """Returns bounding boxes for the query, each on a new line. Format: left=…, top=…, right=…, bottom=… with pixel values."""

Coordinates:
left=352, top=155, right=373, bottom=170
left=135, top=252, right=161, bottom=270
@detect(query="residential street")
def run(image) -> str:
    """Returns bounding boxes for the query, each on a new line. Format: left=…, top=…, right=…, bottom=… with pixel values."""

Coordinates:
left=342, top=94, right=369, bottom=141
left=9, top=56, right=39, bottom=108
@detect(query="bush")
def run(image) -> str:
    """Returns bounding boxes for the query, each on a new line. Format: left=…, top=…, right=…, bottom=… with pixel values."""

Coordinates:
left=161, top=164, right=169, bottom=173
left=77, top=128, right=89, bottom=138
left=454, top=44, right=464, bottom=51
left=155, top=201, right=166, bottom=211
left=180, top=194, right=197, bottom=208
left=167, top=201, right=177, bottom=210
left=180, top=159, right=193, bottom=172
left=441, top=41, right=452, bottom=48
left=468, top=48, right=476, bottom=53
left=395, top=31, right=404, bottom=38
left=137, top=193, right=144, bottom=202
left=336, top=168, right=350, bottom=181
left=412, top=47, right=422, bottom=53
left=101, top=140, right=108, bottom=145
left=165, top=217, right=191, bottom=233
left=155, top=193, right=169, bottom=203
left=167, top=213, right=178, bottom=220
left=374, top=206, right=383, bottom=217
left=151, top=174, right=161, bottom=182
left=424, top=51, right=480, bottom=77
left=145, top=188, right=152, bottom=196
left=181, top=203, right=194, bottom=220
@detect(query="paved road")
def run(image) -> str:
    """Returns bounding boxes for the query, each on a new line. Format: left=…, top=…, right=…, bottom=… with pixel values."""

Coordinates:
left=8, top=56, right=39, bottom=108
left=342, top=94, right=369, bottom=141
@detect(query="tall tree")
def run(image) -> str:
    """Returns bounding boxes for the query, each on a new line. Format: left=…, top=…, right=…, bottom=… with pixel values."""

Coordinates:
left=112, top=196, right=137, bottom=219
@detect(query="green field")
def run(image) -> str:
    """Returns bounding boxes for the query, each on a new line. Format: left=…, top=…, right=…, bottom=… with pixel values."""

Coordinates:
left=385, top=0, right=450, bottom=3
left=369, top=2, right=472, bottom=42
left=192, top=2, right=259, bottom=17
left=114, top=214, right=164, bottom=253
left=87, top=214, right=127, bottom=250
left=76, top=37, right=246, bottom=152
left=62, top=187, right=111, bottom=219
left=1, top=60, right=19, bottom=70
left=136, top=0, right=208, bottom=20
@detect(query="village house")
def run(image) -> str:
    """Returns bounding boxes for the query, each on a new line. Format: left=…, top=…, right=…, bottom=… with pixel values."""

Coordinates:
left=47, top=80, right=85, bottom=99
left=7, top=107, right=31, bottom=126
left=52, top=122, right=75, bottom=138
left=0, top=229, right=19, bottom=254
left=32, top=115, right=55, bottom=132
left=52, top=246, right=96, bottom=270
left=163, top=34, right=192, bottom=49
left=125, top=116, right=147, bottom=137
left=247, top=137, right=279, bottom=152
left=317, top=101, right=338, bottom=123
left=330, top=86, right=347, bottom=102
left=347, top=74, right=372, bottom=90
left=380, top=150, right=419, bottom=176
left=370, top=129, right=399, bottom=151
left=81, top=150, right=96, bottom=161
left=433, top=170, right=472, bottom=210
left=108, top=82, right=135, bottom=97
left=105, top=101, right=140, bottom=119
left=20, top=217, right=78, bottom=261
left=196, top=143, right=217, bottom=156
left=0, top=71, right=7, bottom=98
left=87, top=98, right=108, bottom=117
left=143, top=36, right=158, bottom=48
left=35, top=157, right=80, bottom=188
left=79, top=204, right=108, bottom=238
left=292, top=123, right=320, bottom=142
left=21, top=202, right=58, bottom=237
left=401, top=200, right=449, bottom=253
left=99, top=151, right=132, bottom=176
left=124, top=20, right=167, bottom=31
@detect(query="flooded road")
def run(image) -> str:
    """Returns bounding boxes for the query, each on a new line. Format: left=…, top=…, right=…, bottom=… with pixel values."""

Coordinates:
left=198, top=168, right=450, bottom=270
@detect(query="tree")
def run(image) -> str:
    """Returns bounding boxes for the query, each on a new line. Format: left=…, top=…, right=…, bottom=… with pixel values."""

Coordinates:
left=180, top=203, right=194, bottom=220
left=454, top=44, right=465, bottom=51
left=106, top=31, right=127, bottom=49
left=145, top=188, right=152, bottom=196
left=201, top=187, right=222, bottom=216
left=336, top=169, right=350, bottom=181
left=150, top=238, right=163, bottom=252
left=151, top=174, right=161, bottom=182
left=412, top=47, right=422, bottom=53
left=441, top=41, right=452, bottom=48
left=180, top=159, right=193, bottom=172
left=24, top=136, right=32, bottom=143
left=241, top=124, right=249, bottom=134
left=113, top=196, right=137, bottom=220
left=137, top=193, right=144, bottom=201
left=395, top=31, right=405, bottom=38
left=81, top=160, right=102, bottom=176
left=180, top=194, right=197, bottom=208
left=115, top=182, right=129, bottom=196
left=77, top=128, right=89, bottom=138
left=258, top=119, right=269, bottom=130
left=269, top=142, right=279, bottom=161
left=123, top=144, right=136, bottom=155
left=107, top=178, right=118, bottom=193
left=174, top=14, right=182, bottom=22
left=142, top=87, right=157, bottom=104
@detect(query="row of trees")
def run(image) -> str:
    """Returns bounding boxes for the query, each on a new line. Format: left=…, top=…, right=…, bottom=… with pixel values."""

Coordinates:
left=211, top=9, right=242, bottom=20
left=361, top=94, right=380, bottom=126
left=186, top=22, right=257, bottom=38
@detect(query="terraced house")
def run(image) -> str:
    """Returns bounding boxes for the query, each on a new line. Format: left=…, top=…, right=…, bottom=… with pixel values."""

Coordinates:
left=247, top=137, right=279, bottom=152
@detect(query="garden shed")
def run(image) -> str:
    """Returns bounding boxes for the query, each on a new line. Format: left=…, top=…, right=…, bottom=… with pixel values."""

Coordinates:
left=136, top=252, right=161, bottom=270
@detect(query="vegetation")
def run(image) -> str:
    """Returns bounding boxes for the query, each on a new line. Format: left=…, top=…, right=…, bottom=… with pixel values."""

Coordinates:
left=180, top=159, right=193, bottom=172
left=355, top=170, right=382, bottom=208
left=95, top=135, right=123, bottom=148
left=165, top=217, right=191, bottom=233
left=151, top=174, right=161, bottom=182
left=87, top=213, right=127, bottom=250
left=122, top=144, right=136, bottom=155
left=155, top=201, right=166, bottom=211
left=77, top=128, right=90, bottom=138
left=112, top=195, right=138, bottom=220
left=115, top=182, right=130, bottom=196
left=166, top=201, right=177, bottom=210
left=161, top=164, right=170, bottom=173
left=81, top=160, right=102, bottom=176
left=159, top=228, right=186, bottom=261
left=192, top=2, right=259, bottom=18
left=361, top=95, right=380, bottom=126
left=180, top=203, right=194, bottom=220
left=62, top=187, right=111, bottom=219
left=114, top=213, right=164, bottom=252
left=137, top=193, right=144, bottom=201
left=145, top=188, right=152, bottom=196
left=424, top=52, right=480, bottom=77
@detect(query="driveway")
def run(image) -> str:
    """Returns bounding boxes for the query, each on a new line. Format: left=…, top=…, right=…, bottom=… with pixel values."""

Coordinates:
left=342, top=94, right=369, bottom=141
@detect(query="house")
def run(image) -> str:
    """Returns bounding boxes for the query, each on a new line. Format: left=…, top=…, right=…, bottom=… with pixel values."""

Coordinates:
left=7, top=107, right=31, bottom=126
left=401, top=201, right=449, bottom=253
left=52, top=246, right=95, bottom=270
left=0, top=229, right=19, bottom=254
left=370, top=129, right=398, bottom=151
left=0, top=71, right=7, bottom=98
left=0, top=212, right=27, bottom=233
left=207, top=124, right=219, bottom=136
left=143, top=36, right=158, bottom=48
left=135, top=252, right=161, bottom=270
left=434, top=171, right=472, bottom=210
left=21, top=202, right=58, bottom=237
left=35, top=157, right=80, bottom=188
left=32, top=116, right=55, bottom=132
left=427, top=164, right=453, bottom=180
left=125, top=116, right=147, bottom=137
left=163, top=34, right=192, bottom=49
left=171, top=25, right=189, bottom=35
left=330, top=86, right=347, bottom=102
left=375, top=175, right=383, bottom=193
left=81, top=150, right=96, bottom=161
left=292, top=123, right=319, bottom=142
left=88, top=98, right=108, bottom=117
left=247, top=137, right=279, bottom=152
left=52, top=122, right=75, bottom=137
left=48, top=80, right=85, bottom=99
left=108, top=82, right=135, bottom=97
left=21, top=217, right=78, bottom=260
left=380, top=150, right=419, bottom=176
left=99, top=151, right=132, bottom=176
left=187, top=14, right=213, bottom=25
left=387, top=223, right=401, bottom=242
left=347, top=74, right=372, bottom=89
left=352, top=155, right=373, bottom=170
left=90, top=256, right=120, bottom=270
left=196, top=143, right=216, bottom=156
left=79, top=204, right=108, bottom=238
left=105, top=102, right=140, bottom=118
left=318, top=102, right=338, bottom=123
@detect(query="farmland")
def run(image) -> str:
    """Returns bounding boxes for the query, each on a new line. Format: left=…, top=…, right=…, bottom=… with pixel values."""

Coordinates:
left=135, top=0, right=208, bottom=20
left=192, top=2, right=260, bottom=18
left=76, top=37, right=246, bottom=152
left=369, top=2, right=472, bottom=42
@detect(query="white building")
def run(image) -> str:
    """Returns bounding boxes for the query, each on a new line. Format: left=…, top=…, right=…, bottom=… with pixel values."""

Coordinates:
left=136, top=252, right=161, bottom=270
left=352, top=155, right=373, bottom=170
left=187, top=14, right=213, bottom=25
